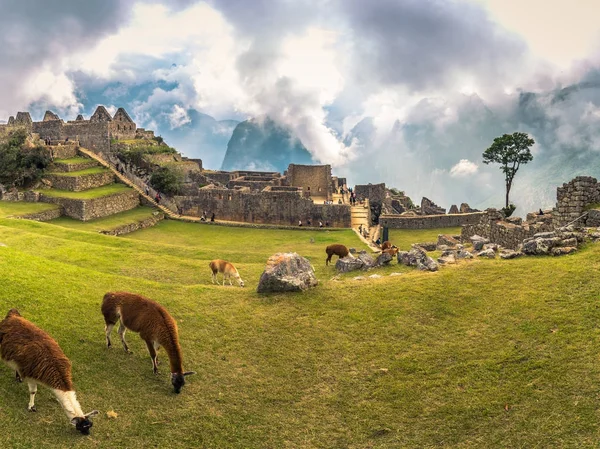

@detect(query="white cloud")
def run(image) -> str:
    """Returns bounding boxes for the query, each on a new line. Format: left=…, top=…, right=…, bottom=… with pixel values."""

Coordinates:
left=168, top=105, right=191, bottom=129
left=450, top=159, right=479, bottom=177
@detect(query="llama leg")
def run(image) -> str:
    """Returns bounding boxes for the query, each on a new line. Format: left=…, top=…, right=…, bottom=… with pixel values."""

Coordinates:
left=15, top=371, right=22, bottom=383
left=222, top=274, right=226, bottom=286
left=211, top=272, right=216, bottom=284
left=153, top=341, right=161, bottom=366
left=27, top=380, right=37, bottom=412
left=118, top=322, right=131, bottom=353
left=145, top=341, right=158, bottom=374
left=105, top=322, right=115, bottom=348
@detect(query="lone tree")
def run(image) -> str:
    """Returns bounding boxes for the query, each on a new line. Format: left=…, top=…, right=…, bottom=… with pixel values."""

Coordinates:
left=483, top=132, right=534, bottom=212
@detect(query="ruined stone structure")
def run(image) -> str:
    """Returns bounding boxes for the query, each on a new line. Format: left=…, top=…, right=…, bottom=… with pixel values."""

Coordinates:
left=420, top=197, right=446, bottom=215
left=552, top=176, right=600, bottom=227
left=0, top=106, right=150, bottom=154
left=286, top=164, right=333, bottom=200
left=355, top=183, right=386, bottom=204
left=380, top=212, right=483, bottom=229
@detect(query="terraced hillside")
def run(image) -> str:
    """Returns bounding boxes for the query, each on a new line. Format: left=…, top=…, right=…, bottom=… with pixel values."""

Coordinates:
left=1, top=202, right=600, bottom=448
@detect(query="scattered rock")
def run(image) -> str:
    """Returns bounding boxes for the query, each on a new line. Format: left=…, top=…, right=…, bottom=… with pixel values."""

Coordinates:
left=560, top=237, right=577, bottom=247
left=437, top=254, right=456, bottom=265
left=349, top=248, right=357, bottom=254
left=476, top=248, right=496, bottom=259
left=437, top=234, right=459, bottom=248
left=441, top=249, right=457, bottom=258
left=389, top=272, right=403, bottom=277
left=533, top=231, right=556, bottom=239
left=437, top=244, right=449, bottom=252
left=374, top=251, right=393, bottom=267
left=336, top=256, right=365, bottom=273
left=414, top=242, right=437, bottom=252
left=590, top=232, right=600, bottom=242
left=483, top=243, right=500, bottom=252
left=521, top=237, right=562, bottom=255
left=257, top=253, right=318, bottom=293
left=353, top=276, right=366, bottom=281
left=456, top=250, right=473, bottom=259
left=551, top=247, right=577, bottom=256
left=368, top=274, right=382, bottom=279
left=418, top=257, right=439, bottom=272
left=357, top=251, right=376, bottom=268
left=500, top=250, right=522, bottom=260
left=470, top=235, right=490, bottom=251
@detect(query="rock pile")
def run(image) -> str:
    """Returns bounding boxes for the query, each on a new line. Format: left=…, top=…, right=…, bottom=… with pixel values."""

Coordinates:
left=397, top=246, right=438, bottom=271
left=520, top=227, right=584, bottom=256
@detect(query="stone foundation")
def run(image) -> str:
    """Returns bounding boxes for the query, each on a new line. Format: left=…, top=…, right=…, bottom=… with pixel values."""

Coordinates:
left=51, top=160, right=99, bottom=173
left=17, top=207, right=62, bottom=222
left=100, top=211, right=164, bottom=236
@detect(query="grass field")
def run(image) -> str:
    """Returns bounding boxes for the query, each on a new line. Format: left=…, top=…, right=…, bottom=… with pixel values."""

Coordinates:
left=53, top=157, right=94, bottom=164
left=1, top=201, right=600, bottom=447
left=37, top=184, right=132, bottom=200
left=0, top=201, right=60, bottom=218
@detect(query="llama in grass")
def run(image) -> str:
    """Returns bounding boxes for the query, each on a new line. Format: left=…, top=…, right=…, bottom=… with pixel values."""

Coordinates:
left=101, top=292, right=196, bottom=393
left=0, top=309, right=98, bottom=434
left=209, top=259, right=245, bottom=287
left=325, top=244, right=350, bottom=265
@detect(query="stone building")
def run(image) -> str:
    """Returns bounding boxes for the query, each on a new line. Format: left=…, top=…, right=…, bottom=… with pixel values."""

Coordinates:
left=0, top=106, right=151, bottom=153
left=286, top=164, right=333, bottom=200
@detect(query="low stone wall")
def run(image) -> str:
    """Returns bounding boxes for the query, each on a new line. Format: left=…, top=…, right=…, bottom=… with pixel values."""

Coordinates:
left=18, top=207, right=62, bottom=222
left=39, top=190, right=139, bottom=221
left=0, top=190, right=40, bottom=202
left=100, top=211, right=164, bottom=236
left=461, top=209, right=555, bottom=250
left=52, top=160, right=98, bottom=173
left=45, top=172, right=114, bottom=192
left=380, top=212, right=483, bottom=229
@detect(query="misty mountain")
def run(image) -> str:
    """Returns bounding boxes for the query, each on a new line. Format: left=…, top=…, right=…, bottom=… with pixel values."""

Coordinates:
left=221, top=117, right=314, bottom=172
left=157, top=109, right=239, bottom=170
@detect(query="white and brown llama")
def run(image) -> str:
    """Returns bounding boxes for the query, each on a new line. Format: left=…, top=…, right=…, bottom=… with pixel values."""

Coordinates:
left=209, top=259, right=245, bottom=287
left=101, top=291, right=195, bottom=393
left=0, top=309, right=98, bottom=434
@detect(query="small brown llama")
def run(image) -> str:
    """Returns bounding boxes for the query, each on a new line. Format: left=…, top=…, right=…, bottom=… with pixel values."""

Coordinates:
left=325, top=244, right=350, bottom=265
left=0, top=309, right=98, bottom=434
left=209, top=259, right=245, bottom=287
left=101, top=292, right=195, bottom=393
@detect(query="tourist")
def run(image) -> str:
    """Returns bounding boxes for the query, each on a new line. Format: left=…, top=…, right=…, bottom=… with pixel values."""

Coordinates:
left=539, top=208, right=544, bottom=215
left=375, top=238, right=381, bottom=246
left=307, top=219, right=311, bottom=226
left=299, top=220, right=303, bottom=227
left=155, top=192, right=161, bottom=204
left=319, top=221, right=323, bottom=228
left=211, top=213, right=215, bottom=222
left=359, top=224, right=363, bottom=234
left=338, top=198, right=342, bottom=204
left=325, top=221, right=329, bottom=227
left=145, top=185, right=150, bottom=196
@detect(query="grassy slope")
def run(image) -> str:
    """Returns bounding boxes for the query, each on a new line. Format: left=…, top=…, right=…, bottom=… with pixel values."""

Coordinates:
left=46, top=167, right=110, bottom=177
left=53, top=157, right=93, bottom=164
left=0, top=208, right=600, bottom=447
left=37, top=184, right=132, bottom=199
left=388, top=227, right=462, bottom=251
left=50, top=206, right=159, bottom=233
left=0, top=201, right=59, bottom=217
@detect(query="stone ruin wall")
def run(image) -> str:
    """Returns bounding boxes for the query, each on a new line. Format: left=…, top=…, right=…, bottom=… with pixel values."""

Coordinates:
left=354, top=183, right=386, bottom=203
left=380, top=212, right=484, bottom=229
left=552, top=176, right=600, bottom=227
left=286, top=164, right=332, bottom=199
left=175, top=187, right=351, bottom=227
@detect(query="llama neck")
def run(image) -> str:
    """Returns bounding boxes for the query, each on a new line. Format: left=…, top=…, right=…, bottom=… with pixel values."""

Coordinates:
left=166, top=342, right=184, bottom=373
left=53, top=389, right=84, bottom=420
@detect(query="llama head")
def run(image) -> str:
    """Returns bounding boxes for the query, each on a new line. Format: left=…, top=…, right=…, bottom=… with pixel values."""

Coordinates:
left=171, top=371, right=196, bottom=394
left=71, top=410, right=98, bottom=435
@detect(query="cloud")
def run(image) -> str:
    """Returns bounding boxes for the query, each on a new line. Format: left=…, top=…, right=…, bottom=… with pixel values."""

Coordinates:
left=450, top=159, right=479, bottom=177
left=168, top=105, right=191, bottom=129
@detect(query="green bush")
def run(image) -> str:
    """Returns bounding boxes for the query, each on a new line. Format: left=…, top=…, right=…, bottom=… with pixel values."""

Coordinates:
left=0, top=129, right=51, bottom=188
left=501, top=204, right=516, bottom=218
left=149, top=165, right=183, bottom=195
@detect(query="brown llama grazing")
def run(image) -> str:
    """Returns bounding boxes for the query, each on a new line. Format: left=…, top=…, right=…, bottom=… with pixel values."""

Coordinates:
left=102, top=292, right=195, bottom=393
left=0, top=309, right=98, bottom=434
left=325, top=244, right=349, bottom=265
left=381, top=241, right=392, bottom=250
left=209, top=259, right=245, bottom=287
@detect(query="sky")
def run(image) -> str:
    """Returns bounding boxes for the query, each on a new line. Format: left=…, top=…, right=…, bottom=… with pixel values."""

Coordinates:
left=1, top=0, right=600, bottom=212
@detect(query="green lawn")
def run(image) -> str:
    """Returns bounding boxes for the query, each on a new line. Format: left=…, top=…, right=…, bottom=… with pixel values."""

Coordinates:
left=46, top=167, right=110, bottom=177
left=53, top=157, right=93, bottom=164
left=388, top=227, right=461, bottom=250
left=37, top=184, right=132, bottom=199
left=0, top=212, right=599, bottom=447
left=0, top=201, right=60, bottom=218
left=50, top=206, right=159, bottom=233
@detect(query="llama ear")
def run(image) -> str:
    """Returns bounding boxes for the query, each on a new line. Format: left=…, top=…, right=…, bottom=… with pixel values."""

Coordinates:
left=84, top=410, right=99, bottom=418
left=183, top=371, right=196, bottom=377
left=70, top=418, right=78, bottom=426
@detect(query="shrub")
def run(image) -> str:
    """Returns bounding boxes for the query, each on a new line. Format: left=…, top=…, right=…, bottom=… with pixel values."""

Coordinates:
left=0, top=129, right=51, bottom=188
left=115, top=143, right=177, bottom=166
left=153, top=135, right=164, bottom=145
left=149, top=165, right=183, bottom=195
left=501, top=204, right=516, bottom=218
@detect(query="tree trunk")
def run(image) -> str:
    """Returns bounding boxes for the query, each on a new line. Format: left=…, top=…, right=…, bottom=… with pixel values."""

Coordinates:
left=505, top=182, right=511, bottom=208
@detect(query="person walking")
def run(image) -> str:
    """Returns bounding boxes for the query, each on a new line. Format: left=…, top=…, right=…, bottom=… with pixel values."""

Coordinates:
left=211, top=213, right=215, bottom=222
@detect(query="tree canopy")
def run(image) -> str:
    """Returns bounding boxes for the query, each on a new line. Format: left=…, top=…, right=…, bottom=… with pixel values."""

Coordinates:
left=482, top=132, right=534, bottom=212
